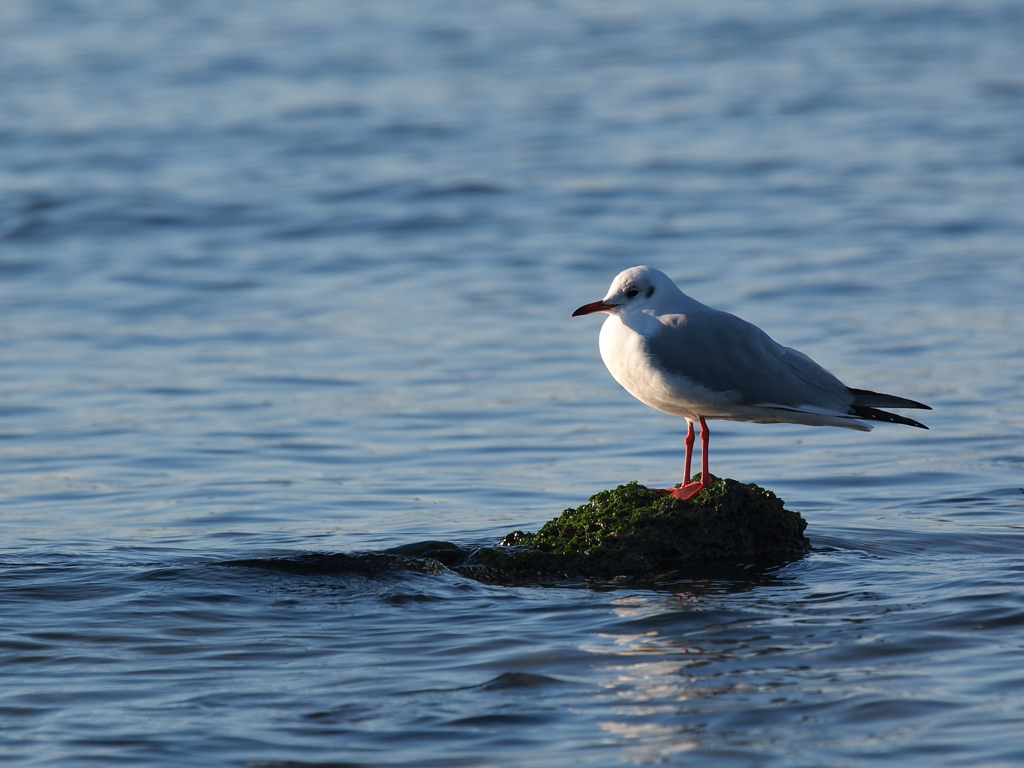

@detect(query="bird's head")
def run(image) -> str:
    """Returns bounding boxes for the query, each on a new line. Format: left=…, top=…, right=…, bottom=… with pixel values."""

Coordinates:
left=571, top=266, right=675, bottom=317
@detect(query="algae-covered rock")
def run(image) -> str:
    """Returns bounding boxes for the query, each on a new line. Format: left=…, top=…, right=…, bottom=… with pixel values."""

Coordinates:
left=460, top=477, right=808, bottom=581
left=225, top=477, right=808, bottom=586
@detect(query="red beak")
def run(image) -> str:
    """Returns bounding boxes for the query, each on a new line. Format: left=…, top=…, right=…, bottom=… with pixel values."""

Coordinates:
left=572, top=300, right=618, bottom=317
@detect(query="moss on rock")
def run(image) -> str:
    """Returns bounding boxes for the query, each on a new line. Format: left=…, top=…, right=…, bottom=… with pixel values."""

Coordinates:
left=225, top=477, right=808, bottom=585
left=459, top=477, right=808, bottom=581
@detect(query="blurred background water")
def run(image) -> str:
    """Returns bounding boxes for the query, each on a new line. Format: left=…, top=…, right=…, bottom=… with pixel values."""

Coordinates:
left=2, top=1, right=1024, bottom=766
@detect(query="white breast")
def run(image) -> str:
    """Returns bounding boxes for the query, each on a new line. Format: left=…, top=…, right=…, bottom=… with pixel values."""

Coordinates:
left=598, top=313, right=729, bottom=421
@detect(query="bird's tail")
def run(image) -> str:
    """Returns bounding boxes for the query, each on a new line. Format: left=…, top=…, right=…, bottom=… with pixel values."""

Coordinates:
left=848, top=388, right=931, bottom=429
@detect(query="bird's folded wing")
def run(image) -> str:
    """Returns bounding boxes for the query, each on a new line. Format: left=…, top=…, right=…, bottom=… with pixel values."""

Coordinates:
left=646, top=308, right=854, bottom=414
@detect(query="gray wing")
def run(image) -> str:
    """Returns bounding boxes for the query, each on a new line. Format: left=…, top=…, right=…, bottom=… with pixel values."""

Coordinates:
left=645, top=306, right=855, bottom=413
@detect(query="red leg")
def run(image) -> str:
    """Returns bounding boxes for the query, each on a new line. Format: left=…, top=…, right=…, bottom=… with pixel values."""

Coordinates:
left=682, top=419, right=695, bottom=485
left=656, top=417, right=713, bottom=500
left=697, top=415, right=711, bottom=484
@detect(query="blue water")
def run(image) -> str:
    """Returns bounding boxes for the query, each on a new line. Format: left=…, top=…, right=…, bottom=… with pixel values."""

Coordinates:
left=3, top=1, right=1024, bottom=765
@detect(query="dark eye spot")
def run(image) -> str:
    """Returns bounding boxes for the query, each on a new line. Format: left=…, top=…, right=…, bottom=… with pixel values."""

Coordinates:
left=625, top=287, right=639, bottom=298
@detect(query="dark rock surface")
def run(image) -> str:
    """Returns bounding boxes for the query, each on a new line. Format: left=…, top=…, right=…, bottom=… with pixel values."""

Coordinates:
left=461, top=478, right=809, bottom=582
left=225, top=478, right=809, bottom=585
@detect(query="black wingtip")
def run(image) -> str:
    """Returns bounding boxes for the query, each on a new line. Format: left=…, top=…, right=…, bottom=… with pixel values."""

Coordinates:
left=848, top=388, right=931, bottom=411
left=850, top=405, right=929, bottom=429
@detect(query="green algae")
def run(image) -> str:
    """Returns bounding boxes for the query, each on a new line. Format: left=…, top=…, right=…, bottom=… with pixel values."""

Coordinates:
left=460, top=477, right=808, bottom=581
left=225, top=477, right=809, bottom=586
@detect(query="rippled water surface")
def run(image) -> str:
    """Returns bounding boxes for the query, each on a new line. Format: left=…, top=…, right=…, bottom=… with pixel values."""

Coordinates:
left=3, top=1, right=1024, bottom=766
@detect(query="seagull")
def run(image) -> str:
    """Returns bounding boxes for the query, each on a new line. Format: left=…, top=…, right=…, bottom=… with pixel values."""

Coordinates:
left=572, top=266, right=930, bottom=500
